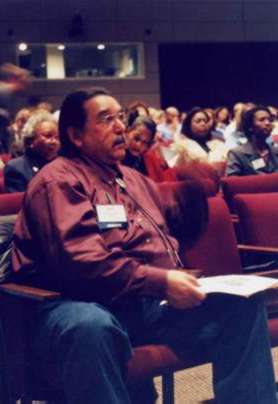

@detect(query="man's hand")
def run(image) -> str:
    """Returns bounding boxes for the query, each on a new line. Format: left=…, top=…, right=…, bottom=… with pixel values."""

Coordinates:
left=166, top=270, right=206, bottom=309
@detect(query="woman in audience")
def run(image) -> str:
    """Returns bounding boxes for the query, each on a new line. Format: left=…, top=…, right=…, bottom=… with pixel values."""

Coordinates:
left=226, top=106, right=278, bottom=176
left=122, top=116, right=156, bottom=175
left=165, top=108, right=228, bottom=188
left=215, top=106, right=230, bottom=134
left=173, top=108, right=227, bottom=168
left=204, top=107, right=224, bottom=141
left=4, top=110, right=60, bottom=192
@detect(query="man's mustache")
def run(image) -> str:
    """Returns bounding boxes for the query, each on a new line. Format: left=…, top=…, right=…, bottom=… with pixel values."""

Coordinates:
left=113, top=135, right=126, bottom=146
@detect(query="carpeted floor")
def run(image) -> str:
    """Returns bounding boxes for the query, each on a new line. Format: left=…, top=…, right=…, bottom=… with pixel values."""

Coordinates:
left=154, top=347, right=278, bottom=403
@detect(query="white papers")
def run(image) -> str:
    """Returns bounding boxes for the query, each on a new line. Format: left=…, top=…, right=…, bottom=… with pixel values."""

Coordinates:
left=198, top=275, right=278, bottom=297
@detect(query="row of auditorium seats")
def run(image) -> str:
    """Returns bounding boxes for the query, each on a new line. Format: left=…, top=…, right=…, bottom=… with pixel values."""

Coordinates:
left=0, top=182, right=278, bottom=403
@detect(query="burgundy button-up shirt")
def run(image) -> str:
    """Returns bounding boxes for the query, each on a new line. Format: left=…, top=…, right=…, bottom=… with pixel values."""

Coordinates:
left=12, top=155, right=181, bottom=306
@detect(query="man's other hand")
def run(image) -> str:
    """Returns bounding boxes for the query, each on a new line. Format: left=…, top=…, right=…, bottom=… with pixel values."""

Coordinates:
left=166, top=270, right=206, bottom=309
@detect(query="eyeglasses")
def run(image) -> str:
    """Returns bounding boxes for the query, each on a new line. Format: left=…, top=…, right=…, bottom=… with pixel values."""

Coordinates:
left=96, top=111, right=127, bottom=126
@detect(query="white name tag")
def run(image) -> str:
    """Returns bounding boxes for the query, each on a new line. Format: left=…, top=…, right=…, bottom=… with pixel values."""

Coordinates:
left=252, top=158, right=266, bottom=170
left=96, top=204, right=127, bottom=229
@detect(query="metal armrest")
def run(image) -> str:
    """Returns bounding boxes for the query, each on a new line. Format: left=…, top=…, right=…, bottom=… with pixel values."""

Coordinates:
left=0, top=283, right=61, bottom=301
left=238, top=244, right=278, bottom=254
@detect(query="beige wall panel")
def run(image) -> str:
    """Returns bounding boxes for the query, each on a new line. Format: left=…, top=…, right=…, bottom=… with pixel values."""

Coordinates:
left=145, top=43, right=159, bottom=74
left=243, top=2, right=278, bottom=21
left=245, top=23, right=278, bottom=41
left=120, top=93, right=161, bottom=108
left=0, top=22, right=41, bottom=43
left=0, top=0, right=42, bottom=21
left=119, top=75, right=160, bottom=94
left=171, top=2, right=243, bottom=22
left=173, top=21, right=244, bottom=41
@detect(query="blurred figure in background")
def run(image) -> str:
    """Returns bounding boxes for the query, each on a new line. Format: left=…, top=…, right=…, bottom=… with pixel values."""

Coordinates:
left=0, top=63, right=30, bottom=153
left=4, top=110, right=60, bottom=192
left=214, top=106, right=231, bottom=135
left=122, top=115, right=156, bottom=175
left=204, top=107, right=224, bottom=141
left=9, top=108, right=31, bottom=157
left=157, top=106, right=181, bottom=144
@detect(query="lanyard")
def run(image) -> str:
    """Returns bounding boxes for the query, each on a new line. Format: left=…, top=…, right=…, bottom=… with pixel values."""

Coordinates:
left=115, top=178, right=184, bottom=269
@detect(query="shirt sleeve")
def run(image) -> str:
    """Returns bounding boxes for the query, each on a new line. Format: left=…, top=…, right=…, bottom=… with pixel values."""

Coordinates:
left=226, top=150, right=243, bottom=176
left=4, top=164, right=28, bottom=193
left=14, top=177, right=168, bottom=305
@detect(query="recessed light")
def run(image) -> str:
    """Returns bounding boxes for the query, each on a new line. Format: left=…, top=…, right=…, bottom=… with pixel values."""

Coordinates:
left=57, top=44, right=65, bottom=51
left=18, top=43, right=28, bottom=52
left=97, top=44, right=106, bottom=50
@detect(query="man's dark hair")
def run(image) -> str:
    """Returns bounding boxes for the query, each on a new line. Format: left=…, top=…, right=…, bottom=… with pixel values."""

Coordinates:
left=59, top=87, right=110, bottom=156
left=241, top=106, right=271, bottom=139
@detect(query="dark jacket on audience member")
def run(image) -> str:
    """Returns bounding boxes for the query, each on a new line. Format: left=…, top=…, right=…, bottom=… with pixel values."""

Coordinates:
left=4, top=148, right=50, bottom=193
left=226, top=141, right=278, bottom=176
left=122, top=149, right=148, bottom=175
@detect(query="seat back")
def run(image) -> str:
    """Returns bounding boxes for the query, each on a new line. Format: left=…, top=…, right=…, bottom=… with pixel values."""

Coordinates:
left=234, top=192, right=278, bottom=247
left=0, top=192, right=24, bottom=215
left=182, top=196, right=242, bottom=276
left=221, top=173, right=278, bottom=212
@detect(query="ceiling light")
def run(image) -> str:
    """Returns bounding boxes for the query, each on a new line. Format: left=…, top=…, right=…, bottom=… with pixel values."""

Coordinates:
left=18, top=43, right=28, bottom=52
left=57, top=44, right=65, bottom=51
left=97, top=44, right=106, bottom=50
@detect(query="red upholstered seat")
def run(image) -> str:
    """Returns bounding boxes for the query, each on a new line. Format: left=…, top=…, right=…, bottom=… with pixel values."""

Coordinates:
left=221, top=173, right=278, bottom=212
left=0, top=192, right=24, bottom=215
left=0, top=194, right=277, bottom=404
left=234, top=192, right=278, bottom=247
left=182, top=196, right=242, bottom=275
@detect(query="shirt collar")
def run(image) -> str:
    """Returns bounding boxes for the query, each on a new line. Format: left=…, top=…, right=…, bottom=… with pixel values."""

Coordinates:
left=78, top=154, right=124, bottom=185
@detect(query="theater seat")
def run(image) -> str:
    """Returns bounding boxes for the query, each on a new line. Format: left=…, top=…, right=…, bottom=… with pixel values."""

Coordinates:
left=0, top=197, right=277, bottom=404
left=221, top=173, right=278, bottom=212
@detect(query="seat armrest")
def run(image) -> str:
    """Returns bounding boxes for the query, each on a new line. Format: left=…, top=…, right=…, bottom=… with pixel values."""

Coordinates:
left=0, top=283, right=61, bottom=301
left=238, top=244, right=278, bottom=254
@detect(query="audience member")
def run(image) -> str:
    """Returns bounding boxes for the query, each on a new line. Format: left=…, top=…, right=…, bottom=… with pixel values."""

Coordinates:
left=9, top=107, right=31, bottom=157
left=223, top=102, right=249, bottom=149
left=204, top=107, right=224, bottom=141
left=4, top=110, right=59, bottom=192
left=172, top=107, right=228, bottom=176
left=157, top=106, right=181, bottom=144
left=226, top=106, right=278, bottom=176
left=122, top=116, right=156, bottom=175
left=127, top=101, right=149, bottom=127
left=0, top=63, right=30, bottom=153
left=12, top=87, right=277, bottom=404
left=214, top=106, right=230, bottom=134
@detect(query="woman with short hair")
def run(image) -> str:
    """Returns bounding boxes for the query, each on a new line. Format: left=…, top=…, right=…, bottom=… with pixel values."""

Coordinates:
left=226, top=106, right=278, bottom=176
left=4, top=110, right=60, bottom=192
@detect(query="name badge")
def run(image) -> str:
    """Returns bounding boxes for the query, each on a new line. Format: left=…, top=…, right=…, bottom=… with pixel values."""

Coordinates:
left=96, top=204, right=127, bottom=229
left=252, top=158, right=266, bottom=170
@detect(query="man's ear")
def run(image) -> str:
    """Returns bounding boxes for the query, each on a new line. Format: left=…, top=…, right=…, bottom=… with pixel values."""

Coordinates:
left=67, top=127, right=82, bottom=148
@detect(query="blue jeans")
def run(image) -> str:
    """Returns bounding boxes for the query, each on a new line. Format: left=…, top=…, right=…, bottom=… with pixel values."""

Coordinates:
left=32, top=294, right=277, bottom=404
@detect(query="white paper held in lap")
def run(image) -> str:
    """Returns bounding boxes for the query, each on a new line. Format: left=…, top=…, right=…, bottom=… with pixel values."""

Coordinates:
left=198, top=275, right=278, bottom=297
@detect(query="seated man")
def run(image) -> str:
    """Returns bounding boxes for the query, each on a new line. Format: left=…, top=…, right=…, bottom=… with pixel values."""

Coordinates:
left=12, top=88, right=276, bottom=404
left=4, top=110, right=60, bottom=192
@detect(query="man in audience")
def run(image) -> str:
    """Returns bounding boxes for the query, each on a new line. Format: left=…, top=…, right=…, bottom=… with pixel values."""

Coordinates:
left=157, top=106, right=181, bottom=143
left=4, top=110, right=59, bottom=192
left=12, top=88, right=277, bottom=404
